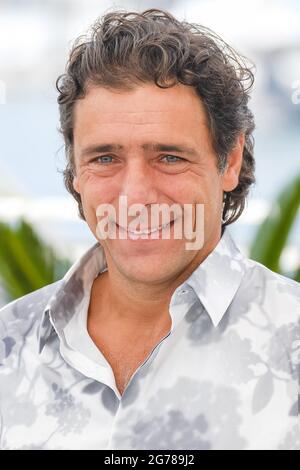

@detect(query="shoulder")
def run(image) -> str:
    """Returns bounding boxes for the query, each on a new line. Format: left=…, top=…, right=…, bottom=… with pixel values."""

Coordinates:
left=239, top=257, right=300, bottom=325
left=0, top=281, right=62, bottom=337
left=244, top=257, right=300, bottom=297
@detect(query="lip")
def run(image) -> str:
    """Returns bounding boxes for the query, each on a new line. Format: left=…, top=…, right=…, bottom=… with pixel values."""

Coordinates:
left=115, top=219, right=175, bottom=239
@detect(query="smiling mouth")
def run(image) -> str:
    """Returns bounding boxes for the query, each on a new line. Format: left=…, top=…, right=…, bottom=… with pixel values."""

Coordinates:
left=115, top=220, right=175, bottom=236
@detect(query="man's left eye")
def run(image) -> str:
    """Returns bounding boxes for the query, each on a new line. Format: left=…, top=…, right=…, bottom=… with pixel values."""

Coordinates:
left=161, top=155, right=184, bottom=163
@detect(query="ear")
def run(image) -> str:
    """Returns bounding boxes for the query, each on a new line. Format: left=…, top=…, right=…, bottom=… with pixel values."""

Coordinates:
left=222, top=133, right=245, bottom=192
left=73, top=175, right=80, bottom=194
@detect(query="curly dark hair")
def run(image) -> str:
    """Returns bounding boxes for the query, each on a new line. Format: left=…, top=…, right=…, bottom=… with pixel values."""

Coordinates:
left=56, top=8, right=255, bottom=226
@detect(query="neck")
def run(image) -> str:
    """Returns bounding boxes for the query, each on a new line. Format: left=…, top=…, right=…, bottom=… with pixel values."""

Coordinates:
left=90, top=228, right=222, bottom=327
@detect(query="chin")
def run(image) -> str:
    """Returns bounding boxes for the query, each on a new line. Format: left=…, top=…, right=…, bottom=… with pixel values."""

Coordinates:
left=104, top=241, right=188, bottom=283
left=119, top=262, right=175, bottom=285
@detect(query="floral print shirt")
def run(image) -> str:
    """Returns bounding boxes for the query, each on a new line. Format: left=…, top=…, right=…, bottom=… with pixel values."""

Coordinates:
left=0, top=227, right=299, bottom=450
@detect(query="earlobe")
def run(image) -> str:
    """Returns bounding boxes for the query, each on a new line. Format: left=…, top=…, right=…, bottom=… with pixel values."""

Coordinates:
left=222, top=133, right=245, bottom=192
left=73, top=176, right=80, bottom=194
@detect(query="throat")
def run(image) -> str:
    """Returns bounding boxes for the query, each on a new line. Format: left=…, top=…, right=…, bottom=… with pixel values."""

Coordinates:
left=87, top=315, right=172, bottom=395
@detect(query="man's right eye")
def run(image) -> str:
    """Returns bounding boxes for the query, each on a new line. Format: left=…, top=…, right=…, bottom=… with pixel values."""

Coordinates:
left=95, top=155, right=114, bottom=164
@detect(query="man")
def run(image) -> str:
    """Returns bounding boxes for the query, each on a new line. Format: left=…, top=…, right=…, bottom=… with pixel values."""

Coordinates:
left=0, top=9, right=299, bottom=450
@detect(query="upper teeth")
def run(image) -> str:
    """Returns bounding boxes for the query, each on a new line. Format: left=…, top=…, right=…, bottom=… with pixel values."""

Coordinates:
left=127, top=222, right=171, bottom=235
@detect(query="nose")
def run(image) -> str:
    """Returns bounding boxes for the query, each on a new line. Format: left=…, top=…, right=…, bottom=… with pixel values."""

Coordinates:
left=119, top=158, right=159, bottom=207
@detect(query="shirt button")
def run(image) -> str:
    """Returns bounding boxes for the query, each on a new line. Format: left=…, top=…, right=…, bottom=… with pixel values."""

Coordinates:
left=179, top=288, right=188, bottom=295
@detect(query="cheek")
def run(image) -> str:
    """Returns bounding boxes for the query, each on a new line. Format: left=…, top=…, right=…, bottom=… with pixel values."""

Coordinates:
left=78, top=176, right=117, bottom=229
left=79, top=173, right=117, bottom=206
left=173, top=175, right=210, bottom=204
left=203, top=176, right=223, bottom=211
left=186, top=173, right=222, bottom=221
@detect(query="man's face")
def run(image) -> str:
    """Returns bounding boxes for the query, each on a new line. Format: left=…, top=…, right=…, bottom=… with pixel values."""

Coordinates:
left=73, top=82, right=242, bottom=284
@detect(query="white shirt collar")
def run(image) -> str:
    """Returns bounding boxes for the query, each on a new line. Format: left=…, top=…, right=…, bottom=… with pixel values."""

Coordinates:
left=38, top=226, right=247, bottom=352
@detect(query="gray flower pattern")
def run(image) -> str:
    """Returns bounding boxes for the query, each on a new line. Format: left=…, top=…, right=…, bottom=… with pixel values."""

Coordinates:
left=0, top=228, right=299, bottom=450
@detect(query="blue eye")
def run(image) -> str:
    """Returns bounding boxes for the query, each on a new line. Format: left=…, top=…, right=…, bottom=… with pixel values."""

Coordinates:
left=96, top=155, right=114, bottom=164
left=161, top=155, right=184, bottom=164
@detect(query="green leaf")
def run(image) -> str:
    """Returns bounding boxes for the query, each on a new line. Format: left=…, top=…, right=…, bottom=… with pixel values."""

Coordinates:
left=0, top=218, right=72, bottom=301
left=250, top=175, right=300, bottom=276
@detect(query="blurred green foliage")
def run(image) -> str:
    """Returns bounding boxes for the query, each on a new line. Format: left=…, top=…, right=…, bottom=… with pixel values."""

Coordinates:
left=250, top=174, right=300, bottom=282
left=0, top=218, right=71, bottom=301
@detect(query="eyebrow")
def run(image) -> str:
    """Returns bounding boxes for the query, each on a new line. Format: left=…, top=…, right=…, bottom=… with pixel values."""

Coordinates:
left=80, top=142, right=199, bottom=158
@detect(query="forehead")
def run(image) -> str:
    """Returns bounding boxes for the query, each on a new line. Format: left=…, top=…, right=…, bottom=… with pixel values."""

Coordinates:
left=74, top=82, right=208, bottom=127
left=73, top=83, right=211, bottom=155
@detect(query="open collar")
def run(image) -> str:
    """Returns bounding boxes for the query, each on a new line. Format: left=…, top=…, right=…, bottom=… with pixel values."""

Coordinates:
left=38, top=227, right=247, bottom=353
